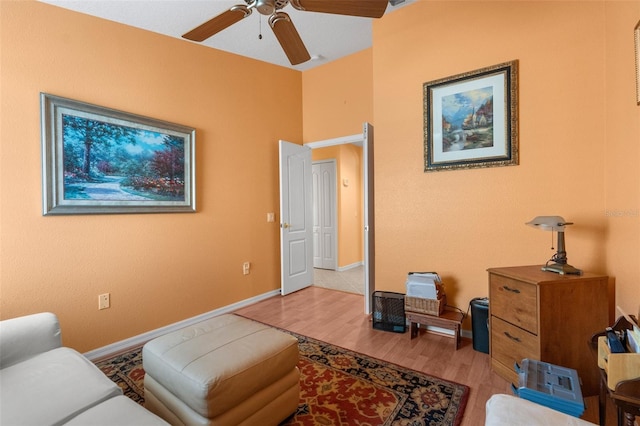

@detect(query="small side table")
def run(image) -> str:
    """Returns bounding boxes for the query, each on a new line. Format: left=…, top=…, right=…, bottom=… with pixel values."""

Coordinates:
left=589, top=316, right=640, bottom=426
left=406, top=308, right=464, bottom=350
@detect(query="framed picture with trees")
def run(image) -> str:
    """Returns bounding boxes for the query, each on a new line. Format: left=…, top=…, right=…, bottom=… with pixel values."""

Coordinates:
left=40, top=93, right=195, bottom=215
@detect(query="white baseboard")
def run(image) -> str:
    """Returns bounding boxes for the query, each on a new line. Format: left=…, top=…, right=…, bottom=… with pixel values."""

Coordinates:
left=84, top=289, right=281, bottom=361
left=337, top=261, right=363, bottom=272
left=85, top=289, right=478, bottom=361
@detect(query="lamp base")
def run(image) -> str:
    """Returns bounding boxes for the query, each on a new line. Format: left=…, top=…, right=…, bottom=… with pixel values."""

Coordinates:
left=541, top=262, right=583, bottom=275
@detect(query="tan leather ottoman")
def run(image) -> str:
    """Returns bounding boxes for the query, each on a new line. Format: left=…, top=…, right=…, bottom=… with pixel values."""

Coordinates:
left=142, top=314, right=300, bottom=426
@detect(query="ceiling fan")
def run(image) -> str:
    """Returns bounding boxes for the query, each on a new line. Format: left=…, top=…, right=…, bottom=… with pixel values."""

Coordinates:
left=182, top=0, right=389, bottom=65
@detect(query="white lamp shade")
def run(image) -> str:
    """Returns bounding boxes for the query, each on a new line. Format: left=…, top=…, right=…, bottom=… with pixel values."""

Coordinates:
left=526, top=216, right=567, bottom=231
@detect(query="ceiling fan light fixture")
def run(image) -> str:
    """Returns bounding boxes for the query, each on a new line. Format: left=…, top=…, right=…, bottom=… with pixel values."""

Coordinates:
left=255, top=0, right=276, bottom=15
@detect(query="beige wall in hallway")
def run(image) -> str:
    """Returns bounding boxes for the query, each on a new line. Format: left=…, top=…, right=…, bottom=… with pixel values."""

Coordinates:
left=313, top=145, right=364, bottom=268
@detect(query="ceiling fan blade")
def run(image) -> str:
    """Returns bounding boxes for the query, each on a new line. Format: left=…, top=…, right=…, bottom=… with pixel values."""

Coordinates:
left=183, top=5, right=252, bottom=42
left=290, top=0, right=388, bottom=19
left=269, top=12, right=311, bottom=66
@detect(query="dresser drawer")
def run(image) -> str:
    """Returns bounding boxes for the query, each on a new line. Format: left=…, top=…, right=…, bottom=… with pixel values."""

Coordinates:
left=487, top=266, right=609, bottom=396
left=490, top=274, right=537, bottom=334
left=491, top=316, right=540, bottom=378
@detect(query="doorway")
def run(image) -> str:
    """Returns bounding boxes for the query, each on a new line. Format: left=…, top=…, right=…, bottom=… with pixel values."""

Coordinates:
left=311, top=152, right=362, bottom=295
left=280, top=124, right=374, bottom=313
left=304, top=123, right=375, bottom=313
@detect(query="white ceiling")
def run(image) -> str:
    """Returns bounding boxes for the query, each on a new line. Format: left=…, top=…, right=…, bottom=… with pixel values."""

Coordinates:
left=38, top=0, right=414, bottom=71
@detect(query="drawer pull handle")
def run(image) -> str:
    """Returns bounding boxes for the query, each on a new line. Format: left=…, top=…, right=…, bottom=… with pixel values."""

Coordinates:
left=502, top=285, right=520, bottom=294
left=504, top=331, right=521, bottom=343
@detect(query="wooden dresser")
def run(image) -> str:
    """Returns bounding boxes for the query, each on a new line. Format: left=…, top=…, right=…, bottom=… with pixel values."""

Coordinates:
left=488, top=265, right=608, bottom=396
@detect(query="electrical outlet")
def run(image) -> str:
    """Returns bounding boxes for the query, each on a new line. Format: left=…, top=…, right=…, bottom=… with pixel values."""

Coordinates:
left=243, top=262, right=250, bottom=275
left=98, top=293, right=110, bottom=310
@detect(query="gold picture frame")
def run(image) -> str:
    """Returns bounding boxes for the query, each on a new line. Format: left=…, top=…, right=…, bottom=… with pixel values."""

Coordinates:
left=635, top=20, right=640, bottom=105
left=423, top=60, right=519, bottom=172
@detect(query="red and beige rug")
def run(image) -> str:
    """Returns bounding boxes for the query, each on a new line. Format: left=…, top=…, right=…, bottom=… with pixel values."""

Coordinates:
left=95, top=329, right=469, bottom=426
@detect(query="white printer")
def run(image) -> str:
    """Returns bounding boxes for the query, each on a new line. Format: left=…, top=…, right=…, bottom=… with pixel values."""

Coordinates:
left=405, top=272, right=442, bottom=299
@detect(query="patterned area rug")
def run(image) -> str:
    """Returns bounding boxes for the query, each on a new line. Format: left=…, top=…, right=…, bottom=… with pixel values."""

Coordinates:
left=95, top=330, right=469, bottom=426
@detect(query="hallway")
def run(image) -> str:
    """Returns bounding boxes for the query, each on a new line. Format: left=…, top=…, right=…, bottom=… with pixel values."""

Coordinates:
left=313, top=266, right=364, bottom=295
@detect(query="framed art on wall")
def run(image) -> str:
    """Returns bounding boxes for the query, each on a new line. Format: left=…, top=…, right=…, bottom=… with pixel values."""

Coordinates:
left=635, top=20, right=640, bottom=105
left=41, top=93, right=196, bottom=215
left=423, top=60, right=519, bottom=172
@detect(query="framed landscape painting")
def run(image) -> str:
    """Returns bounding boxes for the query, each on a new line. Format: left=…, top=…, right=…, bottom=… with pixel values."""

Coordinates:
left=41, top=93, right=195, bottom=215
left=423, top=60, right=519, bottom=172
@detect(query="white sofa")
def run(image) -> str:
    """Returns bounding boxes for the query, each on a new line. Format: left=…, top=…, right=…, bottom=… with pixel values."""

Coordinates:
left=0, top=312, right=168, bottom=426
left=485, top=394, right=597, bottom=425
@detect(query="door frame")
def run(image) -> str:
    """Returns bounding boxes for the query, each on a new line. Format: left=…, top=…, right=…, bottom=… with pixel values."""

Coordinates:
left=304, top=124, right=374, bottom=314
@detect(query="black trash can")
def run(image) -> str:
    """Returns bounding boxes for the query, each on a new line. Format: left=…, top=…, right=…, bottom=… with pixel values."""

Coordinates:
left=470, top=297, right=489, bottom=353
left=372, top=291, right=406, bottom=333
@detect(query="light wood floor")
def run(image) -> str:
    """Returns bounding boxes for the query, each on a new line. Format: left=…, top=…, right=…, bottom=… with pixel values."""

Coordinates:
left=234, top=286, right=617, bottom=426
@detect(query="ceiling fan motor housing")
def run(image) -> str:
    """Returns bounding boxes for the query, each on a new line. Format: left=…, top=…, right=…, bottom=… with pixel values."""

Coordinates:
left=251, top=0, right=290, bottom=16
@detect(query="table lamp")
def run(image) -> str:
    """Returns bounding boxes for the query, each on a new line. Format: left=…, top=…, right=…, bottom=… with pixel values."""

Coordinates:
left=526, top=216, right=582, bottom=275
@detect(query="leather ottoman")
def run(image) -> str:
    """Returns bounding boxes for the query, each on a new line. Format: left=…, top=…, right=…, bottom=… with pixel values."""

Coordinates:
left=142, top=314, right=299, bottom=426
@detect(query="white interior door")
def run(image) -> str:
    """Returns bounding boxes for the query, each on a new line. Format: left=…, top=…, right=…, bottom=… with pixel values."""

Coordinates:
left=312, top=161, right=337, bottom=270
left=363, top=123, right=375, bottom=314
left=279, top=140, right=313, bottom=295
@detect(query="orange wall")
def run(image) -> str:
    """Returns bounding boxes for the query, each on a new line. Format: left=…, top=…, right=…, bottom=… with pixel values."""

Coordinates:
left=302, top=49, right=374, bottom=141
left=369, top=1, right=639, bottom=320
left=603, top=4, right=640, bottom=319
left=2, top=0, right=638, bottom=353
left=302, top=1, right=639, bottom=324
left=312, top=145, right=364, bottom=267
left=302, top=49, right=372, bottom=269
left=0, top=1, right=302, bottom=351
left=336, top=144, right=364, bottom=267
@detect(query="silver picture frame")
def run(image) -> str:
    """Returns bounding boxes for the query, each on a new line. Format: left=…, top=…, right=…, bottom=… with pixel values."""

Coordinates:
left=41, top=93, right=196, bottom=215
